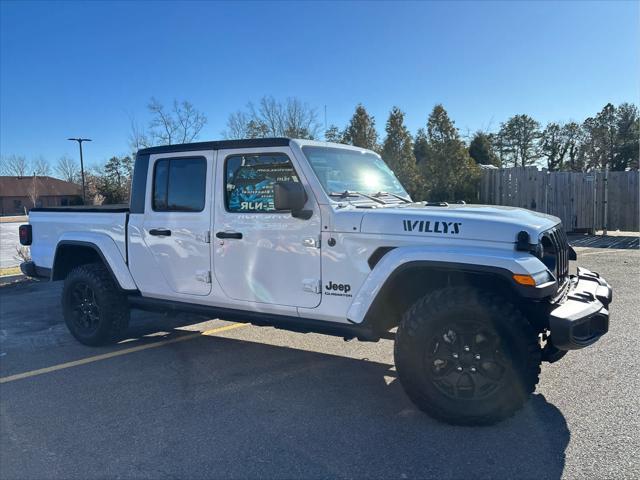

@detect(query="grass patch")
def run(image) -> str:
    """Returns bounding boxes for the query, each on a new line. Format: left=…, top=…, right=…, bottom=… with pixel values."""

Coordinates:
left=0, top=215, right=27, bottom=223
left=0, top=266, right=21, bottom=277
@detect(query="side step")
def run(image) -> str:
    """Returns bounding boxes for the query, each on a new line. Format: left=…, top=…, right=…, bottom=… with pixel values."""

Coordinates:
left=127, top=295, right=382, bottom=342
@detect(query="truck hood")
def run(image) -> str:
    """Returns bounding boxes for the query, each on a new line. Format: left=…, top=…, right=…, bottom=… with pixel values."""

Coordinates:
left=357, top=203, right=560, bottom=243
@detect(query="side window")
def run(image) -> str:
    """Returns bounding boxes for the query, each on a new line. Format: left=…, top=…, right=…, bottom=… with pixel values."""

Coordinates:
left=152, top=157, right=206, bottom=212
left=225, top=153, right=299, bottom=213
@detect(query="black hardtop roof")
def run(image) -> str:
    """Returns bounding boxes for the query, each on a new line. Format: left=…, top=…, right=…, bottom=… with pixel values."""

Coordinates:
left=136, top=138, right=291, bottom=156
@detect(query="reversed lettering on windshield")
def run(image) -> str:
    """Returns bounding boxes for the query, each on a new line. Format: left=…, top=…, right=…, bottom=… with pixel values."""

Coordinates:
left=402, top=220, right=462, bottom=235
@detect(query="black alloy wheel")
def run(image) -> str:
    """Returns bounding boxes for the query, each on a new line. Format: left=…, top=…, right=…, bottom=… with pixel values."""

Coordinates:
left=426, top=321, right=508, bottom=400
left=69, top=281, right=101, bottom=335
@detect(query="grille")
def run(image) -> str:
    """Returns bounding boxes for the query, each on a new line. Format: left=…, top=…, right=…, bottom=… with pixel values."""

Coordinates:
left=542, top=226, right=570, bottom=286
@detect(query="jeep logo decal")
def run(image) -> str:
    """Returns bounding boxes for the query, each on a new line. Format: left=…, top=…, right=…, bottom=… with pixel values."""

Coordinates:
left=402, top=220, right=462, bottom=234
left=325, top=281, right=352, bottom=297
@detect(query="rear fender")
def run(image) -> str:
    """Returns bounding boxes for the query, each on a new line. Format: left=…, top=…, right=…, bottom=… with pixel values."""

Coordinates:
left=53, top=232, right=137, bottom=291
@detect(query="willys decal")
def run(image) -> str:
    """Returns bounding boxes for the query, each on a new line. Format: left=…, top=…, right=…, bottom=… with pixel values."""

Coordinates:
left=402, top=219, right=462, bottom=235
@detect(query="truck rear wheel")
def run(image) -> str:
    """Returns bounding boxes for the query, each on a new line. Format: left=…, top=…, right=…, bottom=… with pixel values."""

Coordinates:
left=62, top=263, right=130, bottom=346
left=394, top=287, right=541, bottom=425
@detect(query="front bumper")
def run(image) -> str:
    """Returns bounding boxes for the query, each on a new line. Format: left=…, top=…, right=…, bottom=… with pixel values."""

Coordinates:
left=549, top=267, right=612, bottom=350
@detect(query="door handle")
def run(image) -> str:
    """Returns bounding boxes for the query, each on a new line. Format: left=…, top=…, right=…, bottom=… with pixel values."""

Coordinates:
left=216, top=231, right=243, bottom=240
left=149, top=228, right=172, bottom=237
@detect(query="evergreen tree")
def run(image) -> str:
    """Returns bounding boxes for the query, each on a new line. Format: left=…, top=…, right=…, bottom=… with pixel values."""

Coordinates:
left=413, top=128, right=429, bottom=164
left=381, top=107, right=422, bottom=197
left=583, top=103, right=617, bottom=170
left=97, top=156, right=134, bottom=204
left=561, top=122, right=585, bottom=172
left=420, top=104, right=480, bottom=202
left=469, top=131, right=500, bottom=167
left=541, top=123, right=568, bottom=171
left=497, top=114, right=542, bottom=167
left=613, top=103, right=639, bottom=171
left=343, top=104, right=378, bottom=150
left=324, top=124, right=344, bottom=143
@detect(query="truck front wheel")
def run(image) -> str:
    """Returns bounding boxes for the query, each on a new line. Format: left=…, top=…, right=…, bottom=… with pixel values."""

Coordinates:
left=394, top=287, right=541, bottom=425
left=62, top=263, right=130, bottom=346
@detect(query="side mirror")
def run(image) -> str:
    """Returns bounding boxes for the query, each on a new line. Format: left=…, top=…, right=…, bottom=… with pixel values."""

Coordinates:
left=274, top=181, right=312, bottom=219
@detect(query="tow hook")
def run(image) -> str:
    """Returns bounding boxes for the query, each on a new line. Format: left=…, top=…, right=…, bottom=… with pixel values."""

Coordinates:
left=541, top=332, right=568, bottom=363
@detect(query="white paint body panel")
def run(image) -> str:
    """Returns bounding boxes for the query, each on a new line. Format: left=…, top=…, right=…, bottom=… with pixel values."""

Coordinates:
left=212, top=147, right=322, bottom=308
left=345, top=244, right=547, bottom=324
left=28, top=210, right=136, bottom=290
left=27, top=139, right=562, bottom=327
left=128, top=150, right=214, bottom=297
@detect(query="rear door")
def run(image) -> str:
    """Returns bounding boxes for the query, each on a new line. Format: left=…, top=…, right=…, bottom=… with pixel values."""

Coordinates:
left=213, top=147, right=322, bottom=308
left=139, top=151, right=213, bottom=296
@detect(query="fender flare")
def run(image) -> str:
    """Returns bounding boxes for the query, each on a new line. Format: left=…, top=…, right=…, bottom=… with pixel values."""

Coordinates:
left=52, top=234, right=138, bottom=291
left=347, top=245, right=552, bottom=325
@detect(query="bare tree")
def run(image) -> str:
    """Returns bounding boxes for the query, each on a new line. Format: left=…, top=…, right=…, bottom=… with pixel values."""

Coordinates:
left=283, top=97, right=320, bottom=138
left=55, top=155, right=80, bottom=183
left=128, top=116, right=151, bottom=153
left=129, top=98, right=207, bottom=152
left=224, top=96, right=320, bottom=140
left=224, top=111, right=250, bottom=139
left=3, top=155, right=29, bottom=176
left=32, top=156, right=51, bottom=176
left=27, top=174, right=41, bottom=209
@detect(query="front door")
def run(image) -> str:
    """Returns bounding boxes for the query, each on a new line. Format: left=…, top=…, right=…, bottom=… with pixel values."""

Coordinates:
left=213, top=148, right=321, bottom=308
left=141, top=151, right=213, bottom=296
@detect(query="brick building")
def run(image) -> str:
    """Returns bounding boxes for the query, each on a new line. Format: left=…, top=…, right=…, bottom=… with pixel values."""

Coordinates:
left=0, top=176, right=82, bottom=215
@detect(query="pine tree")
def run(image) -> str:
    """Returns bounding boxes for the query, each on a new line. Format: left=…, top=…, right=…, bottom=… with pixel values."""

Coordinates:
left=496, top=114, right=542, bottom=167
left=420, top=105, right=480, bottom=202
left=324, top=125, right=344, bottom=143
left=381, top=107, right=422, bottom=198
left=343, top=104, right=378, bottom=150
left=583, top=103, right=640, bottom=171
left=98, top=156, right=134, bottom=204
left=469, top=132, right=500, bottom=167
left=414, top=128, right=429, bottom=164
left=615, top=103, right=640, bottom=171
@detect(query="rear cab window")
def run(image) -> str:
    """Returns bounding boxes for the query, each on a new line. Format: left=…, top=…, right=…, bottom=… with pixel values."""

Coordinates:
left=152, top=157, right=207, bottom=212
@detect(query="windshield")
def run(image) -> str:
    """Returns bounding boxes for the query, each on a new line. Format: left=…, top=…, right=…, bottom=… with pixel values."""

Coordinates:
left=301, top=146, right=410, bottom=199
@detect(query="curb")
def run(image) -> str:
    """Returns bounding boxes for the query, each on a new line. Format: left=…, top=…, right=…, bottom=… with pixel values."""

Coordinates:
left=0, top=274, right=27, bottom=285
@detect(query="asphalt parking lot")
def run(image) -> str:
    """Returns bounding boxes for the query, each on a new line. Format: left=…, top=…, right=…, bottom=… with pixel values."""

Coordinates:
left=0, top=245, right=638, bottom=479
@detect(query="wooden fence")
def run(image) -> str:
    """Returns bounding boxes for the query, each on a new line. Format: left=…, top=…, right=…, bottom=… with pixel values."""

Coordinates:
left=479, top=167, right=639, bottom=233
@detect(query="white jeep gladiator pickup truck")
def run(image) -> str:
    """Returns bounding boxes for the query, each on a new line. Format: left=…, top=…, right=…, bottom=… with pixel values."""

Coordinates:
left=20, top=138, right=612, bottom=425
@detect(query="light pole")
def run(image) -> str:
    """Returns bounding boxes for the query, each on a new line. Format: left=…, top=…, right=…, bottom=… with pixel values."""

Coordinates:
left=68, top=138, right=91, bottom=203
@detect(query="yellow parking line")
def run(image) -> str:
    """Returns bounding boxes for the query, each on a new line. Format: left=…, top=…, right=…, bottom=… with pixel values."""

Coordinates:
left=0, top=322, right=248, bottom=385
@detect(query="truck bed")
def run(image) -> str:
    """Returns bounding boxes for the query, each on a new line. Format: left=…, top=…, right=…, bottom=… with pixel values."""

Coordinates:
left=30, top=204, right=129, bottom=213
left=28, top=208, right=129, bottom=272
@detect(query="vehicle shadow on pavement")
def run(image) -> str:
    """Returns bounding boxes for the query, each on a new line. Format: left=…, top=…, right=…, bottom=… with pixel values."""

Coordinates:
left=142, top=334, right=570, bottom=479
left=1, top=285, right=570, bottom=479
left=91, top=316, right=571, bottom=479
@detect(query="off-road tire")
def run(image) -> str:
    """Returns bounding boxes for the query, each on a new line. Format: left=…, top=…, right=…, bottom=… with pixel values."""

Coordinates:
left=394, top=287, right=541, bottom=426
left=62, top=263, right=130, bottom=346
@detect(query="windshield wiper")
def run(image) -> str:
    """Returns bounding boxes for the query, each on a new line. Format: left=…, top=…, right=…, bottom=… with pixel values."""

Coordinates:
left=329, top=190, right=387, bottom=205
left=372, top=191, right=412, bottom=203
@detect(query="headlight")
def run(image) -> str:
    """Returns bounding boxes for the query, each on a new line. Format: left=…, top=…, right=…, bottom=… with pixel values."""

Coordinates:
left=531, top=270, right=554, bottom=285
left=513, top=270, right=554, bottom=287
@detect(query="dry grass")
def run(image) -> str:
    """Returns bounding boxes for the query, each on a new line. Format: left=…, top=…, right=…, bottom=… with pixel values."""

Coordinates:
left=0, top=266, right=21, bottom=277
left=0, top=215, right=28, bottom=223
